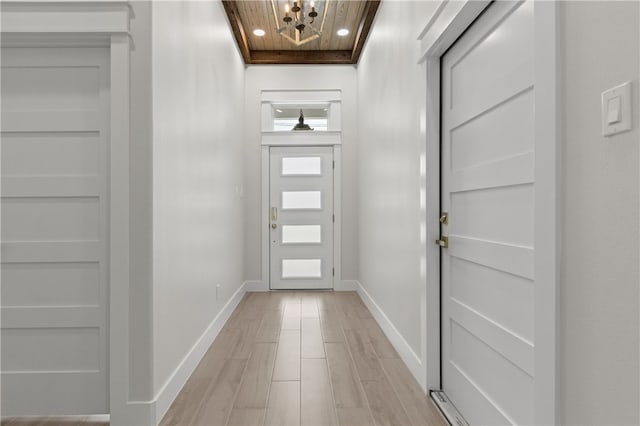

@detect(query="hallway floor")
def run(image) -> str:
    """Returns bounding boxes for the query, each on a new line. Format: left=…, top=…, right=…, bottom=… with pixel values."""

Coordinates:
left=160, top=291, right=445, bottom=426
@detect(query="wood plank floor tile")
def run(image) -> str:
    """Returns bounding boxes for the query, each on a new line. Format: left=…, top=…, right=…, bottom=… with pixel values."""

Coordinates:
left=362, top=318, right=399, bottom=359
left=229, top=319, right=262, bottom=359
left=335, top=301, right=364, bottom=330
left=276, top=292, right=301, bottom=309
left=264, top=381, right=301, bottom=426
left=361, top=379, right=413, bottom=426
left=256, top=309, right=283, bottom=343
left=190, top=358, right=247, bottom=425
left=301, top=295, right=319, bottom=318
left=226, top=408, right=266, bottom=426
left=344, top=329, right=386, bottom=381
left=282, top=302, right=301, bottom=330
left=316, top=292, right=338, bottom=311
left=248, top=292, right=281, bottom=311
left=324, top=343, right=369, bottom=409
left=224, top=300, right=248, bottom=330
left=272, top=329, right=301, bottom=381
left=319, top=310, right=345, bottom=342
left=301, top=359, right=338, bottom=426
left=301, top=318, right=325, bottom=358
left=160, top=375, right=211, bottom=425
left=335, top=292, right=372, bottom=320
left=201, top=328, right=242, bottom=367
left=335, top=408, right=375, bottom=426
left=380, top=358, right=447, bottom=426
left=233, top=343, right=276, bottom=409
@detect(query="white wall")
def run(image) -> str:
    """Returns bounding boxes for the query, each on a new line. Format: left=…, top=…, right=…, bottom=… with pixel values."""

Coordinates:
left=151, top=0, right=245, bottom=409
left=560, top=2, right=639, bottom=424
left=243, top=65, right=358, bottom=285
left=356, top=0, right=439, bottom=371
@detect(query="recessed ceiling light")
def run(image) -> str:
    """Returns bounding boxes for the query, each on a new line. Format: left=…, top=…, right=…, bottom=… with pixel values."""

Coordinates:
left=337, top=28, right=349, bottom=37
left=253, top=29, right=266, bottom=37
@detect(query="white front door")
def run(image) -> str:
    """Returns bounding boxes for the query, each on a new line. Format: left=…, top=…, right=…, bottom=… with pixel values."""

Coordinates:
left=440, top=1, right=535, bottom=424
left=1, top=47, right=109, bottom=415
left=269, top=147, right=334, bottom=289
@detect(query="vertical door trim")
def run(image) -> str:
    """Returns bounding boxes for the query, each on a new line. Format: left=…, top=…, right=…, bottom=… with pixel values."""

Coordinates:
left=260, top=144, right=342, bottom=291
left=108, top=33, right=134, bottom=424
left=418, top=1, right=559, bottom=424
left=532, top=3, right=560, bottom=424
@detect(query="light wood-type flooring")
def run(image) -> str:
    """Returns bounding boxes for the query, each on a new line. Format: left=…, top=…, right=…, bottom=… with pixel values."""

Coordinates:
left=160, top=291, right=446, bottom=426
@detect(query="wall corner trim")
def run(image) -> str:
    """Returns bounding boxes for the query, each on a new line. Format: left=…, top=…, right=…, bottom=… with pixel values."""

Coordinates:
left=152, top=282, right=247, bottom=425
left=355, top=282, right=426, bottom=391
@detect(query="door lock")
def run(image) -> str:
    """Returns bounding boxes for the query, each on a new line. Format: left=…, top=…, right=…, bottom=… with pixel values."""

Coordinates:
left=439, top=212, right=448, bottom=225
left=435, top=236, right=449, bottom=248
left=271, top=223, right=277, bottom=229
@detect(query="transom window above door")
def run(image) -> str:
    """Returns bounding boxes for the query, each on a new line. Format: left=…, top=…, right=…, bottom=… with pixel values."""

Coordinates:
left=261, top=90, right=342, bottom=137
left=272, top=105, right=329, bottom=131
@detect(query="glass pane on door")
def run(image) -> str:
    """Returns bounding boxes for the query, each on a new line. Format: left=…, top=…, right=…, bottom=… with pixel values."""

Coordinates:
left=282, top=259, right=322, bottom=278
left=282, top=157, right=322, bottom=176
left=282, top=191, right=322, bottom=210
left=282, top=225, right=322, bottom=244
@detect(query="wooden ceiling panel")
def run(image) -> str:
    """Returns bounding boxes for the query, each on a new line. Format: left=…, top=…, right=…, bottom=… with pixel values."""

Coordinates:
left=222, top=0, right=380, bottom=64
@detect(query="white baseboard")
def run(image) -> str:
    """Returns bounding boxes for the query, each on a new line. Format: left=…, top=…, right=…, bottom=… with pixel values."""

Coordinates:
left=356, top=281, right=427, bottom=391
left=245, top=280, right=269, bottom=292
left=336, top=280, right=358, bottom=291
left=152, top=282, right=247, bottom=425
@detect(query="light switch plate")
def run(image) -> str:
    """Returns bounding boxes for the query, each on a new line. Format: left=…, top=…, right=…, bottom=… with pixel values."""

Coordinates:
left=602, top=81, right=632, bottom=137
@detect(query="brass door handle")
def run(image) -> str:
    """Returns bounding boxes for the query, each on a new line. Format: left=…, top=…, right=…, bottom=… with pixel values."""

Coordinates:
left=435, top=236, right=448, bottom=248
left=271, top=207, right=278, bottom=230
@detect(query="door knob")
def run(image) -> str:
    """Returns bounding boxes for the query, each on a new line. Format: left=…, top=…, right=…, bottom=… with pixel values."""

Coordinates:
left=439, top=212, right=448, bottom=225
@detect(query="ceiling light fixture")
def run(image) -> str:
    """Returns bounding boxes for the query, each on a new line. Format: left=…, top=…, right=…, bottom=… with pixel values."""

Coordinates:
left=253, top=29, right=266, bottom=37
left=270, top=0, right=330, bottom=47
left=336, top=28, right=349, bottom=36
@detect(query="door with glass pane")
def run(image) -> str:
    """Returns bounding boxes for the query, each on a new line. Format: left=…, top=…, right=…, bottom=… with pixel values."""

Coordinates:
left=270, top=147, right=333, bottom=289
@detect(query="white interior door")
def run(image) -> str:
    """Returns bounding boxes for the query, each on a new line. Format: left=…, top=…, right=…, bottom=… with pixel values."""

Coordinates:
left=440, top=1, right=535, bottom=424
left=1, top=47, right=109, bottom=415
left=270, top=146, right=333, bottom=289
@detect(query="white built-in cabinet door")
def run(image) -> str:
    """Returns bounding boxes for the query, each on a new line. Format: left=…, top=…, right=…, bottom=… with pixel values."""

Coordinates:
left=1, top=47, right=110, bottom=415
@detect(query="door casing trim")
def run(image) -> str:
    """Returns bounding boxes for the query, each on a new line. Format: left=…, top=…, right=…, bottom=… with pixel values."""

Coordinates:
left=418, top=1, right=560, bottom=424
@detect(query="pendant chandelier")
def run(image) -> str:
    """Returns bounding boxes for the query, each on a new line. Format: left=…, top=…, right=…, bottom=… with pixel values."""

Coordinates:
left=270, top=0, right=330, bottom=47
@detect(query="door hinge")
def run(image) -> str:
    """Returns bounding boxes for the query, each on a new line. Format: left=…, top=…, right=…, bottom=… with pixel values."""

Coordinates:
left=332, top=160, right=335, bottom=169
left=333, top=214, right=335, bottom=222
left=332, top=267, right=335, bottom=276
